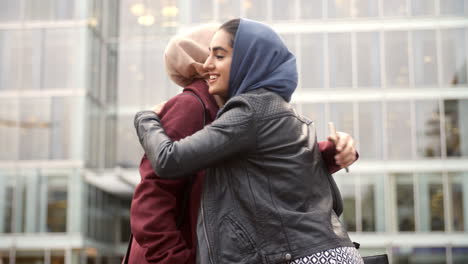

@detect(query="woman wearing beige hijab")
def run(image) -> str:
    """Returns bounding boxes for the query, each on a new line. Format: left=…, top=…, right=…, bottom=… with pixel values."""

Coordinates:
left=126, top=25, right=358, bottom=264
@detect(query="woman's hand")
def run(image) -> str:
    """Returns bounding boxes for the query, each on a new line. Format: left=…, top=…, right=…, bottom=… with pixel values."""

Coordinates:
left=327, top=131, right=357, bottom=169
left=152, top=101, right=167, bottom=115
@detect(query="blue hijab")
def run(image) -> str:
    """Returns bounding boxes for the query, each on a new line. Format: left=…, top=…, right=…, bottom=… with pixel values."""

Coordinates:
left=228, top=18, right=297, bottom=102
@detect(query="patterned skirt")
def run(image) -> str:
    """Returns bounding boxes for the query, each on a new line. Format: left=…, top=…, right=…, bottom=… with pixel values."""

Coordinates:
left=290, top=247, right=364, bottom=264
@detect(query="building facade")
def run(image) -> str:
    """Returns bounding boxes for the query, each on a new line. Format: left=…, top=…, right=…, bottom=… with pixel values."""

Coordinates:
left=1, top=0, right=468, bottom=263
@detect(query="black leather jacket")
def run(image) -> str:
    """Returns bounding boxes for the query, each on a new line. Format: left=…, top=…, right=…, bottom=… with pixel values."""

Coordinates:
left=134, top=89, right=354, bottom=264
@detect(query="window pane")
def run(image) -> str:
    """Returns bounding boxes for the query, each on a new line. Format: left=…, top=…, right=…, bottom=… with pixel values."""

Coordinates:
left=418, top=173, right=445, bottom=231
left=453, top=247, right=468, bottom=264
left=329, top=33, right=352, bottom=88
left=0, top=171, right=15, bottom=233
left=24, top=0, right=53, bottom=20
left=46, top=175, right=68, bottom=232
left=415, top=100, right=441, bottom=158
left=393, top=247, right=446, bottom=264
left=21, top=30, right=43, bottom=90
left=329, top=103, right=354, bottom=138
left=54, top=0, right=75, bottom=20
left=244, top=0, right=268, bottom=21
left=440, top=29, right=466, bottom=86
left=301, top=103, right=326, bottom=141
left=352, top=0, right=379, bottom=17
left=300, top=33, right=325, bottom=89
left=19, top=98, right=51, bottom=160
left=219, top=0, right=240, bottom=21
left=356, top=32, right=381, bottom=87
left=0, top=99, right=18, bottom=160
left=449, top=172, right=466, bottom=231
left=411, top=0, right=435, bottom=16
left=43, top=29, right=85, bottom=90
left=335, top=174, right=356, bottom=232
left=383, top=0, right=407, bottom=17
left=299, top=0, right=322, bottom=19
left=191, top=0, right=214, bottom=23
left=358, top=102, right=383, bottom=159
left=385, top=31, right=409, bottom=87
left=0, top=1, right=21, bottom=22
left=387, top=101, right=412, bottom=159
left=280, top=34, right=296, bottom=55
left=440, top=0, right=467, bottom=16
left=413, top=30, right=438, bottom=87
left=444, top=100, right=468, bottom=157
left=361, top=174, right=386, bottom=232
left=117, top=115, right=143, bottom=168
left=15, top=250, right=45, bottom=264
left=328, top=0, right=351, bottom=18
left=394, top=173, right=415, bottom=231
left=50, top=97, right=73, bottom=160
left=272, top=0, right=296, bottom=20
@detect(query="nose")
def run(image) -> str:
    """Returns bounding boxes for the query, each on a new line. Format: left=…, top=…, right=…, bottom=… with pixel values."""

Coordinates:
left=203, top=55, right=214, bottom=71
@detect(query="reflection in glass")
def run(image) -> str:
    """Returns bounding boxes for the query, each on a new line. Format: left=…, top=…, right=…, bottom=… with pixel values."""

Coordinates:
left=358, top=102, right=383, bottom=159
left=418, top=173, right=445, bottom=231
left=393, top=247, right=446, bottom=264
left=301, top=103, right=326, bottom=141
left=336, top=174, right=356, bottom=232
left=440, top=29, right=466, bottom=86
left=118, top=115, right=144, bottom=168
left=329, top=33, right=352, bottom=88
left=356, top=32, right=380, bottom=87
left=19, top=98, right=51, bottom=160
left=43, top=29, right=84, bottom=90
left=330, top=103, right=354, bottom=139
left=15, top=250, right=45, bottom=264
left=272, top=0, right=295, bottom=20
left=413, top=30, right=438, bottom=87
left=361, top=174, right=385, bottom=232
left=415, top=100, right=441, bottom=158
left=453, top=247, right=468, bottom=264
left=440, top=0, right=467, bottom=16
left=218, top=0, right=240, bottom=21
left=300, top=33, right=325, bottom=89
left=0, top=99, right=18, bottom=160
left=46, top=176, right=67, bottom=233
left=449, top=172, right=466, bottom=231
left=444, top=100, right=468, bottom=157
left=50, top=97, right=72, bottom=160
left=328, top=0, right=351, bottom=18
left=191, top=0, right=214, bottom=23
left=385, top=31, right=409, bottom=87
left=411, top=0, right=435, bottom=16
left=394, top=173, right=415, bottom=231
left=299, top=0, right=322, bottom=19
left=19, top=30, right=42, bottom=91
left=0, top=172, right=15, bottom=233
left=387, top=101, right=412, bottom=159
left=244, top=0, right=268, bottom=21
left=0, top=1, right=20, bottom=21
left=383, top=0, right=407, bottom=17
left=352, top=0, right=379, bottom=17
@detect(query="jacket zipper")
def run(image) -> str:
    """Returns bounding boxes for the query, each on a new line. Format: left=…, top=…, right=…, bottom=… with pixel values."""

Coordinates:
left=201, top=195, right=215, bottom=264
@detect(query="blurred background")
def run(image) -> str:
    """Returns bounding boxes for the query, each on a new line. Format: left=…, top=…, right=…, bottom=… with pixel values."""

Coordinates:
left=0, top=0, right=467, bottom=263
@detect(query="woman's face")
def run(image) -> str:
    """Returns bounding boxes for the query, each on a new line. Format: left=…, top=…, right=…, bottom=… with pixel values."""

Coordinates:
left=203, top=29, right=233, bottom=100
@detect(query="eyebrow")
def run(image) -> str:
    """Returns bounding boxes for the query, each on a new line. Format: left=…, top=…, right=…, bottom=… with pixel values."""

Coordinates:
left=209, top=46, right=228, bottom=52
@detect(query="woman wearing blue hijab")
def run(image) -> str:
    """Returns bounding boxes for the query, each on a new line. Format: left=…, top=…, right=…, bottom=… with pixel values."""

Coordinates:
left=135, top=18, right=362, bottom=264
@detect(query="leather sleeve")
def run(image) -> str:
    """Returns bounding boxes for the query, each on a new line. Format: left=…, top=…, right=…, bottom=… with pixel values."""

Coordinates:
left=134, top=98, right=256, bottom=179
left=131, top=93, right=205, bottom=263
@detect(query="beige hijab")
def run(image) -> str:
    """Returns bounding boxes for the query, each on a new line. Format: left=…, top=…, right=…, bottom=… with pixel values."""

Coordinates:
left=164, top=24, right=219, bottom=87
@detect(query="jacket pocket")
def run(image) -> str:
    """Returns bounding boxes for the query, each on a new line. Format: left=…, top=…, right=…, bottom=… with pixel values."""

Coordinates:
left=220, top=215, right=257, bottom=255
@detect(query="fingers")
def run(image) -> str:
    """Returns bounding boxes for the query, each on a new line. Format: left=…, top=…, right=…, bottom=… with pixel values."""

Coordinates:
left=334, top=132, right=357, bottom=168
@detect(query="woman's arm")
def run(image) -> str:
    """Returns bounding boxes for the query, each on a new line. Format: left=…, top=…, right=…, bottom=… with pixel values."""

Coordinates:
left=134, top=98, right=256, bottom=179
left=131, top=93, right=205, bottom=263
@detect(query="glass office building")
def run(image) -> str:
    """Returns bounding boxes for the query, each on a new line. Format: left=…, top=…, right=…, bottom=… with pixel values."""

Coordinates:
left=1, top=0, right=467, bottom=263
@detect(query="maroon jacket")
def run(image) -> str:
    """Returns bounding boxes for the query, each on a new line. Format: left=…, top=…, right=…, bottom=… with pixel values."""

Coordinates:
left=128, top=80, right=345, bottom=264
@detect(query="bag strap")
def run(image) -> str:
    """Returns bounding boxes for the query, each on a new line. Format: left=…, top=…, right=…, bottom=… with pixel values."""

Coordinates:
left=176, top=91, right=206, bottom=228
left=123, top=92, right=207, bottom=263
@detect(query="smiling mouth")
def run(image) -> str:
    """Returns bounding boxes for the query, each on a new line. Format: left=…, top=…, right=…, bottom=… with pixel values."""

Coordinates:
left=207, top=74, right=218, bottom=84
